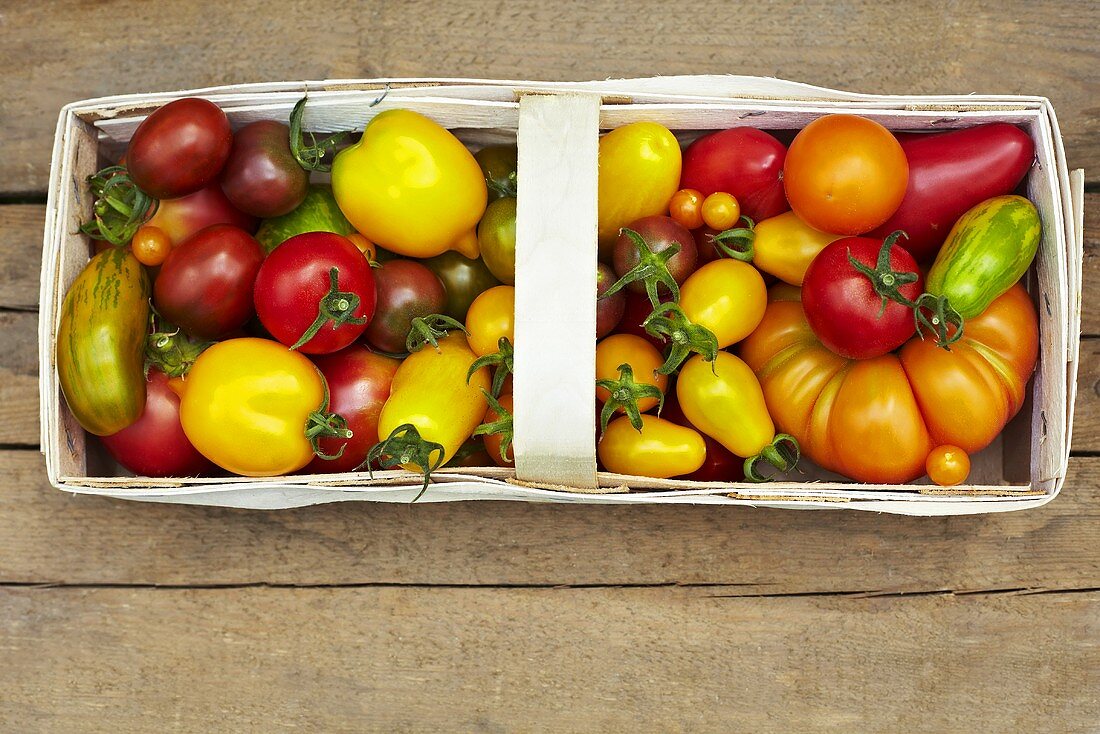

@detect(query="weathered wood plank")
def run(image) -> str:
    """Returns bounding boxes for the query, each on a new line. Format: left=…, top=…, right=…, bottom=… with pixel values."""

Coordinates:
left=0, top=585, right=1096, bottom=733
left=3, top=449, right=1098, bottom=590
left=1, top=0, right=1097, bottom=195
left=0, top=312, right=39, bottom=445
left=0, top=205, right=43, bottom=311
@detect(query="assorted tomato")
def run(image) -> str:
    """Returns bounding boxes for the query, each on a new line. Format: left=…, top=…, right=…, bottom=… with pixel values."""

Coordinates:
left=62, top=97, right=1044, bottom=494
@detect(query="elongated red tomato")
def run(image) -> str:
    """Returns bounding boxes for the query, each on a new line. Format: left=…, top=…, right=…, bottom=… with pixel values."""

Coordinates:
left=680, top=128, right=789, bottom=221
left=127, top=98, right=232, bottom=199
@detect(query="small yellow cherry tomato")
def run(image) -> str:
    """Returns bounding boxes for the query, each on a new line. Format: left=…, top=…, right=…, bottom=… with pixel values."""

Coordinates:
left=465, top=285, right=515, bottom=357
left=701, top=192, right=741, bottom=231
left=669, top=188, right=705, bottom=230
left=130, top=225, right=172, bottom=266
left=926, top=445, right=971, bottom=486
left=595, top=333, right=667, bottom=413
left=680, top=259, right=767, bottom=347
left=599, top=414, right=706, bottom=479
left=753, top=210, right=844, bottom=285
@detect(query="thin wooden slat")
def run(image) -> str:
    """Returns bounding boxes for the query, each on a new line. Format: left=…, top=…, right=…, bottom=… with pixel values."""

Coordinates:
left=0, top=313, right=40, bottom=445
left=1, top=0, right=1098, bottom=195
left=0, top=585, right=1096, bottom=732
left=2, top=449, right=1099, bottom=590
left=0, top=205, right=44, bottom=311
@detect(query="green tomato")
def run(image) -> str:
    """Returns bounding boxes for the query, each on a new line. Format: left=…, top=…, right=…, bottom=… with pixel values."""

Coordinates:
left=474, top=145, right=518, bottom=201
left=255, top=185, right=352, bottom=253
left=424, top=251, right=501, bottom=321
left=478, top=197, right=516, bottom=285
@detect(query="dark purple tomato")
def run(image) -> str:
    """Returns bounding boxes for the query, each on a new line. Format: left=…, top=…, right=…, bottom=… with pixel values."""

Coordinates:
left=154, top=224, right=265, bottom=340
left=305, top=346, right=399, bottom=474
left=220, top=120, right=309, bottom=218
left=127, top=98, right=232, bottom=199
left=612, top=215, right=698, bottom=296
left=254, top=232, right=376, bottom=354
left=596, top=262, right=625, bottom=338
left=100, top=370, right=212, bottom=477
left=364, top=260, right=447, bottom=353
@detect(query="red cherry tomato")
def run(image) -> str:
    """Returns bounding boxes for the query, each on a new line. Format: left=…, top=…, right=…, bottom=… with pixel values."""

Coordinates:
left=680, top=128, right=789, bottom=221
left=364, top=260, right=447, bottom=354
left=926, top=445, right=971, bottom=486
left=254, top=232, right=378, bottom=354
left=306, top=346, right=400, bottom=473
left=154, top=224, right=265, bottom=340
left=127, top=98, right=232, bottom=199
left=220, top=120, right=310, bottom=218
left=801, top=233, right=923, bottom=360
left=100, top=370, right=212, bottom=477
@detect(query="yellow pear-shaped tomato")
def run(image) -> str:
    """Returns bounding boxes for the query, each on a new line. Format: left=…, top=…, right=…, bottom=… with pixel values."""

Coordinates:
left=752, top=210, right=844, bottom=286
left=598, top=122, right=681, bottom=256
left=331, top=109, right=487, bottom=258
left=599, top=415, right=706, bottom=479
left=679, top=259, right=768, bottom=348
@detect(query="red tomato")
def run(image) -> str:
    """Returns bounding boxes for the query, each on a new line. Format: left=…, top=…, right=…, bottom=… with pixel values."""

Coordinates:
left=364, top=260, right=447, bottom=354
left=127, top=98, right=232, bottom=199
left=306, top=346, right=400, bottom=473
left=784, top=115, right=909, bottom=235
left=154, top=224, right=265, bottom=340
left=661, top=394, right=745, bottom=483
left=146, top=183, right=258, bottom=247
left=100, top=370, right=212, bottom=477
left=254, top=232, right=377, bottom=354
left=801, top=233, right=923, bottom=360
left=680, top=128, right=789, bottom=221
left=869, top=123, right=1035, bottom=262
left=596, top=262, right=626, bottom=338
left=220, top=120, right=310, bottom=218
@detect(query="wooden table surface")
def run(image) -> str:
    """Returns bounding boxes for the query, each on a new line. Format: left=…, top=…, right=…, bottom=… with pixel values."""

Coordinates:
left=2, top=1, right=1099, bottom=731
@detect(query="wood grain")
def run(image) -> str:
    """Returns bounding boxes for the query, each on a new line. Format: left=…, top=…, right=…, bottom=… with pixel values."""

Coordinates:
left=1, top=0, right=1097, bottom=195
left=2, top=448, right=1098, bottom=590
left=1, top=584, right=1096, bottom=733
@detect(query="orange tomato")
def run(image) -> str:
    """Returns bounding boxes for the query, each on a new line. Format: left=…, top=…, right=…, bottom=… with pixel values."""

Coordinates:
left=926, top=445, right=971, bottom=486
left=130, top=225, right=172, bottom=266
left=595, top=333, right=667, bottom=413
left=465, top=285, right=515, bottom=357
left=700, top=192, right=741, bottom=231
left=669, top=188, right=704, bottom=230
left=783, top=114, right=908, bottom=235
left=346, top=232, right=377, bottom=261
left=740, top=284, right=1037, bottom=484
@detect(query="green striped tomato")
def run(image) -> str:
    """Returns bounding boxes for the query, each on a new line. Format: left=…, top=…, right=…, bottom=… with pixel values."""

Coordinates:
left=57, top=248, right=150, bottom=435
left=925, top=195, right=1041, bottom=318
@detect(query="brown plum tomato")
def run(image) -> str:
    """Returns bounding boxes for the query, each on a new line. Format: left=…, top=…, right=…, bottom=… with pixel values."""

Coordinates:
left=130, top=225, right=171, bottom=266
left=612, top=215, right=697, bottom=296
left=146, top=183, right=258, bottom=247
left=306, top=346, right=400, bottom=473
left=801, top=234, right=923, bottom=360
left=154, top=224, right=265, bottom=340
left=616, top=290, right=668, bottom=351
left=596, top=262, right=626, bottom=338
left=424, top=251, right=501, bottom=321
left=253, top=232, right=377, bottom=354
left=660, top=393, right=744, bottom=483
left=482, top=393, right=514, bottom=467
left=127, top=98, right=232, bottom=199
left=680, top=128, right=789, bottom=221
left=100, top=370, right=212, bottom=477
left=364, top=260, right=447, bottom=354
left=220, top=120, right=309, bottom=218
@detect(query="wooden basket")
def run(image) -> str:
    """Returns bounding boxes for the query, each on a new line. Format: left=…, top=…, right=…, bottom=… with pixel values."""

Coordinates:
left=38, top=76, right=1085, bottom=514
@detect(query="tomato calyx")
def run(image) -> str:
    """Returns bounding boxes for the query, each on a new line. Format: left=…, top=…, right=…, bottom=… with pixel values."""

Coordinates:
left=642, top=303, right=719, bottom=375
left=406, top=314, right=468, bottom=353
left=467, top=336, right=513, bottom=397
left=596, top=363, right=665, bottom=435
left=914, top=293, right=965, bottom=350
left=708, top=216, right=756, bottom=262
left=80, top=166, right=158, bottom=246
left=144, top=313, right=212, bottom=378
left=744, top=434, right=801, bottom=482
left=847, top=230, right=921, bottom=317
left=365, top=423, right=446, bottom=501
left=305, top=378, right=354, bottom=461
left=288, top=96, right=350, bottom=173
left=473, top=390, right=514, bottom=464
left=602, top=227, right=683, bottom=308
left=288, top=267, right=370, bottom=351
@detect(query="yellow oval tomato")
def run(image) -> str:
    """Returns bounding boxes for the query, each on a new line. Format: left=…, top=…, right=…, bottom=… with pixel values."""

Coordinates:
left=599, top=414, right=706, bottom=479
left=595, top=333, right=667, bottom=413
left=598, top=122, right=681, bottom=256
left=680, top=259, right=767, bottom=347
left=753, top=210, right=844, bottom=285
left=179, top=338, right=329, bottom=476
left=465, top=285, right=515, bottom=357
left=677, top=352, right=776, bottom=459
left=331, top=109, right=487, bottom=258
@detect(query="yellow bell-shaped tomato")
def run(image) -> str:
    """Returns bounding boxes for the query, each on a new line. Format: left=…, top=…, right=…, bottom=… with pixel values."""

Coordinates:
left=752, top=210, right=844, bottom=286
left=599, top=414, right=706, bottom=479
left=331, top=109, right=487, bottom=258
left=598, top=122, right=681, bottom=256
left=179, top=338, right=345, bottom=477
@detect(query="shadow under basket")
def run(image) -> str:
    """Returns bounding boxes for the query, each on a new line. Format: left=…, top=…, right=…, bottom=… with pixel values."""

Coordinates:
left=39, top=76, right=1084, bottom=514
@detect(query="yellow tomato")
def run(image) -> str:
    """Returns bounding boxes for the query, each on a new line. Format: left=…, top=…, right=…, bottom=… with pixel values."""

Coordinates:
left=598, top=122, right=681, bottom=256
left=680, top=259, right=767, bottom=347
left=465, top=285, right=515, bottom=357
left=179, top=338, right=332, bottom=476
left=595, top=333, right=667, bottom=413
left=331, top=109, right=487, bottom=258
left=599, top=415, right=706, bottom=479
left=752, top=210, right=844, bottom=285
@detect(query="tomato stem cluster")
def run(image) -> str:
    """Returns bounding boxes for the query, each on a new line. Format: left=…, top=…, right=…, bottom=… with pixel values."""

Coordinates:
left=80, top=166, right=158, bottom=246
left=642, top=303, right=719, bottom=375
left=473, top=389, right=514, bottom=464
left=744, top=434, right=801, bottom=483
left=467, top=336, right=513, bottom=397
left=144, top=311, right=211, bottom=378
left=601, top=228, right=683, bottom=308
left=305, top=378, right=353, bottom=461
left=406, top=314, right=468, bottom=353
left=289, top=96, right=349, bottom=173
left=708, top=216, right=756, bottom=261
left=365, top=423, right=446, bottom=501
left=290, top=268, right=370, bottom=351
left=596, top=363, right=666, bottom=434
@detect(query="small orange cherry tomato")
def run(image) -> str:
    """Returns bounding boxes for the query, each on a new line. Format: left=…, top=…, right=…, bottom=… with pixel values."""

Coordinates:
left=669, top=188, right=704, bottom=230
left=926, top=445, right=971, bottom=486
left=130, top=225, right=172, bottom=266
left=595, top=333, right=667, bottom=413
left=701, top=192, right=741, bottom=230
left=465, top=285, right=515, bottom=357
left=346, top=232, right=377, bottom=261
left=783, top=114, right=908, bottom=235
